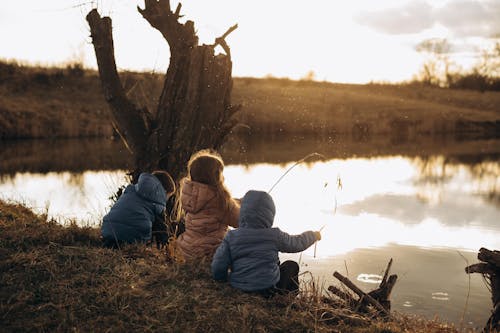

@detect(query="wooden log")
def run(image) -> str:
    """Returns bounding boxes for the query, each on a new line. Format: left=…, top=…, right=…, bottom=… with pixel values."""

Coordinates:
left=478, top=247, right=500, bottom=268
left=368, top=274, right=398, bottom=311
left=327, top=285, right=358, bottom=306
left=484, top=302, right=500, bottom=333
left=333, top=271, right=390, bottom=316
left=465, top=248, right=500, bottom=332
left=465, top=262, right=496, bottom=275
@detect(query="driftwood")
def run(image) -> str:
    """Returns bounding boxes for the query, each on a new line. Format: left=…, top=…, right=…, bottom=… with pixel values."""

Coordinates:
left=327, top=285, right=357, bottom=307
left=465, top=248, right=500, bottom=333
left=333, top=272, right=390, bottom=316
left=86, top=0, right=240, bottom=181
left=329, top=259, right=397, bottom=317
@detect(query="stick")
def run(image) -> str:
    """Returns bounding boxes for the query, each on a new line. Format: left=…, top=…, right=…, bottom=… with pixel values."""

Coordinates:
left=333, top=271, right=390, bottom=316
left=268, top=152, right=324, bottom=193
left=313, top=225, right=325, bottom=258
left=457, top=251, right=471, bottom=332
left=327, top=285, right=357, bottom=306
left=380, top=258, right=393, bottom=287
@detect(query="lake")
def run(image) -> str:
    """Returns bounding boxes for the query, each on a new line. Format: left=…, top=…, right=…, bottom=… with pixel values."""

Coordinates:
left=0, top=134, right=499, bottom=331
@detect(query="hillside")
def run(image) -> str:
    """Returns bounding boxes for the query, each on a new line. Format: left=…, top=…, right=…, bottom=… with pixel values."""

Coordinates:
left=0, top=199, right=459, bottom=332
left=1, top=61, right=499, bottom=141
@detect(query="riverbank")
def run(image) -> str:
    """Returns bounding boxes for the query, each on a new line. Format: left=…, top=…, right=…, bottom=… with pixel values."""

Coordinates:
left=0, top=199, right=460, bottom=332
left=1, top=61, right=499, bottom=140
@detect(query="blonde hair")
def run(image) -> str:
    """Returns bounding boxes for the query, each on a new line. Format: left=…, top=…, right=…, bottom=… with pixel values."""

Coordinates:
left=186, top=149, right=232, bottom=208
left=174, top=149, right=233, bottom=221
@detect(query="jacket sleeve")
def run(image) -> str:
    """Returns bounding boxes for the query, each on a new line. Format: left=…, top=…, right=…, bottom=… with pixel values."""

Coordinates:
left=223, top=198, right=240, bottom=228
left=153, top=203, right=165, bottom=218
left=211, top=239, right=231, bottom=281
left=276, top=229, right=317, bottom=253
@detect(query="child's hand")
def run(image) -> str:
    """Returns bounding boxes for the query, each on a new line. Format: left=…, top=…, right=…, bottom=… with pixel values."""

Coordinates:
left=314, top=231, right=322, bottom=241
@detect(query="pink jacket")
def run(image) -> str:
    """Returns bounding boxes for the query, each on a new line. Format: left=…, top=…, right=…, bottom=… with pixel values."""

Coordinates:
left=176, top=179, right=240, bottom=260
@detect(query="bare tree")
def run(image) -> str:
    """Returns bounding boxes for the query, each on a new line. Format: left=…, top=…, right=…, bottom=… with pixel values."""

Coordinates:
left=415, top=38, right=452, bottom=86
left=478, top=42, right=500, bottom=79
left=86, top=0, right=240, bottom=182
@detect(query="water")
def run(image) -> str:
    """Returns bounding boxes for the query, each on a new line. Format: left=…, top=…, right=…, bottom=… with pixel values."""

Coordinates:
left=0, top=136, right=499, bottom=330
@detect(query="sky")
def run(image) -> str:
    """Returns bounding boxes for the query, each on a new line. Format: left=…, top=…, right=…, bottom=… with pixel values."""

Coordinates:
left=1, top=0, right=499, bottom=83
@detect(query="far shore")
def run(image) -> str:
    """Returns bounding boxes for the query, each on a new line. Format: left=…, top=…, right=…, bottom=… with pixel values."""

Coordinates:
left=0, top=61, right=499, bottom=141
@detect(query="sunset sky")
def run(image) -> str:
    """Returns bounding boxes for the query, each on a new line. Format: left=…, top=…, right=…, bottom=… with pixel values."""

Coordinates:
left=1, top=0, right=499, bottom=83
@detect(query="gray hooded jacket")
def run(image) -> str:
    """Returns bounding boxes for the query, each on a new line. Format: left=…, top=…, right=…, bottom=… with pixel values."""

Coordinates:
left=211, top=190, right=316, bottom=291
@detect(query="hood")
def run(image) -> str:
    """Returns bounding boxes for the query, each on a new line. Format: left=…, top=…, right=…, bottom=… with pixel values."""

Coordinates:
left=181, top=179, right=217, bottom=214
left=239, top=190, right=275, bottom=229
left=135, top=172, right=167, bottom=206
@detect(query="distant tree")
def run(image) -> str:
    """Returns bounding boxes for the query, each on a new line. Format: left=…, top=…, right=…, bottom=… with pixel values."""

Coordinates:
left=447, top=42, right=500, bottom=91
left=86, top=0, right=240, bottom=182
left=415, top=38, right=452, bottom=87
left=301, top=70, right=316, bottom=81
left=477, top=42, right=500, bottom=79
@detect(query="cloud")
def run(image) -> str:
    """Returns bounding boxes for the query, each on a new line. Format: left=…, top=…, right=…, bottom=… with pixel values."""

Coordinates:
left=339, top=193, right=498, bottom=228
left=355, top=0, right=500, bottom=38
left=435, top=0, right=500, bottom=37
left=355, top=0, right=434, bottom=35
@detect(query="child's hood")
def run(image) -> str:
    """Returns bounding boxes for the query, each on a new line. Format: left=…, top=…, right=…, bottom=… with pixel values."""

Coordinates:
left=181, top=179, right=218, bottom=213
left=135, top=173, right=167, bottom=206
left=239, top=190, right=275, bottom=229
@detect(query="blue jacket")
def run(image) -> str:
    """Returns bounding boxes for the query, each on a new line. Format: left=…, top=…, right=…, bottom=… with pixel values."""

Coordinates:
left=211, top=190, right=317, bottom=291
left=101, top=173, right=167, bottom=243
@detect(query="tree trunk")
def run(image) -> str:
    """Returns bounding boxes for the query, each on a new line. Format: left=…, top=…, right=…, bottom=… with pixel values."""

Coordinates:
left=86, top=0, right=239, bottom=182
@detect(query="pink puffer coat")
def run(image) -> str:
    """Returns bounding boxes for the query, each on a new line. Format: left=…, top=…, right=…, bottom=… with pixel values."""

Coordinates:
left=176, top=179, right=240, bottom=260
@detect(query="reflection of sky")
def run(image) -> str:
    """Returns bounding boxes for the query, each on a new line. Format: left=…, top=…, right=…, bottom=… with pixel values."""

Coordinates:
left=281, top=244, right=491, bottom=328
left=1, top=157, right=496, bottom=327
left=1, top=157, right=499, bottom=252
left=0, top=171, right=128, bottom=225
left=224, top=157, right=500, bottom=255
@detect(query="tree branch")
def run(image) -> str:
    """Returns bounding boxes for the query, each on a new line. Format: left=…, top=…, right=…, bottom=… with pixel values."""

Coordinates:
left=86, top=9, right=149, bottom=158
left=465, top=263, right=496, bottom=275
left=137, top=0, right=198, bottom=52
left=333, top=271, right=391, bottom=317
left=214, top=24, right=238, bottom=56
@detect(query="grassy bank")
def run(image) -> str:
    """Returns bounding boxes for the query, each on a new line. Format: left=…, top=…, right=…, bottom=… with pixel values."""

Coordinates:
left=0, top=199, right=459, bottom=332
left=0, top=61, right=499, bottom=140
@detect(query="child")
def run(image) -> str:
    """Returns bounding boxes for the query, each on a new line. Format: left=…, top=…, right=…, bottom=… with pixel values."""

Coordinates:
left=211, top=190, right=321, bottom=295
left=175, top=149, right=240, bottom=260
left=101, top=170, right=176, bottom=248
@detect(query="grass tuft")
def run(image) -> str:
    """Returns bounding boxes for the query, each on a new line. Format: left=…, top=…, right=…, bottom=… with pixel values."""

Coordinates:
left=0, top=199, right=461, bottom=332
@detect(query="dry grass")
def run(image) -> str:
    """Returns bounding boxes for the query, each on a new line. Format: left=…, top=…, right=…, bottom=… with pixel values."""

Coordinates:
left=1, top=60, right=499, bottom=140
left=232, top=78, right=500, bottom=138
left=0, top=199, right=462, bottom=332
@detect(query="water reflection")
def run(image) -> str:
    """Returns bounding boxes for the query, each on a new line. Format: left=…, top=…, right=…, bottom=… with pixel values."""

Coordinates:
left=224, top=157, right=500, bottom=256
left=0, top=171, right=129, bottom=223
left=0, top=147, right=498, bottom=329
left=1, top=156, right=498, bottom=255
left=284, top=245, right=490, bottom=329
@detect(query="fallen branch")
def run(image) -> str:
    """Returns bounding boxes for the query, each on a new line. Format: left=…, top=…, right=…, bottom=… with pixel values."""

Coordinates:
left=333, top=271, right=390, bottom=316
left=327, top=285, right=357, bottom=307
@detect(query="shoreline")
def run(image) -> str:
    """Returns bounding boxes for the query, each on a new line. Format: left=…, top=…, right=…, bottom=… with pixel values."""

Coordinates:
left=0, top=199, right=467, bottom=332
